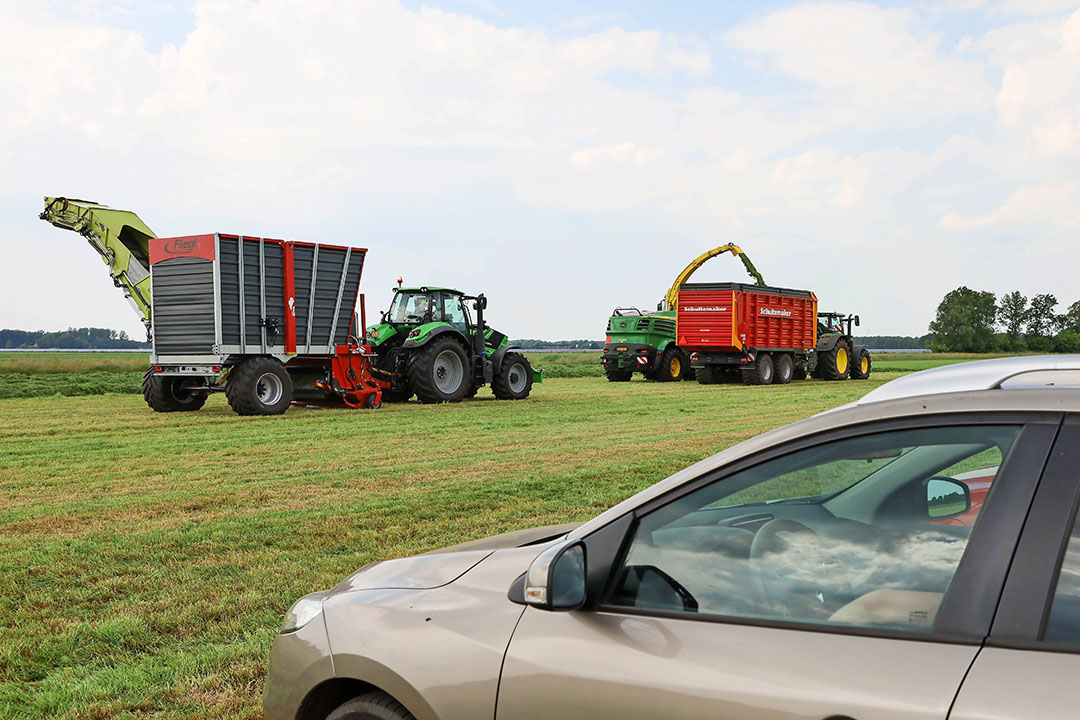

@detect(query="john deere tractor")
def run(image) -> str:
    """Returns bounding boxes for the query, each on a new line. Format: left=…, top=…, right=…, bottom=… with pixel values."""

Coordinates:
left=601, top=308, right=687, bottom=382
left=813, top=312, right=872, bottom=381
left=366, top=285, right=540, bottom=403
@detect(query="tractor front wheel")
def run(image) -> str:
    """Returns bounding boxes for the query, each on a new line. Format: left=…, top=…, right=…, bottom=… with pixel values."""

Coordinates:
left=408, top=337, right=470, bottom=403
left=605, top=367, right=633, bottom=382
left=226, top=357, right=293, bottom=415
left=493, top=353, right=534, bottom=400
left=142, top=369, right=208, bottom=412
left=850, top=349, right=872, bottom=379
left=656, top=347, right=686, bottom=382
left=817, top=344, right=851, bottom=381
left=741, top=353, right=774, bottom=385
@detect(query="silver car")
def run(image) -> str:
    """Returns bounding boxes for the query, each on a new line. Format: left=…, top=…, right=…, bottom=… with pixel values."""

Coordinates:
left=264, top=356, right=1080, bottom=720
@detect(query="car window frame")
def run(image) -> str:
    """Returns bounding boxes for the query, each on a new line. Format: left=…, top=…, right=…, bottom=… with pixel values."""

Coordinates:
left=988, top=415, right=1080, bottom=652
left=581, top=412, right=1062, bottom=645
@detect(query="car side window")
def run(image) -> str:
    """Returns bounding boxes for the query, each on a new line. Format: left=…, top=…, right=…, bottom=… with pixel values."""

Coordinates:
left=606, top=425, right=1021, bottom=634
left=1042, top=512, right=1080, bottom=643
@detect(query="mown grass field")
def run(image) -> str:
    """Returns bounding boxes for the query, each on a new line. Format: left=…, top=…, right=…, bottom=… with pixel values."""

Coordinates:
left=0, top=351, right=998, bottom=718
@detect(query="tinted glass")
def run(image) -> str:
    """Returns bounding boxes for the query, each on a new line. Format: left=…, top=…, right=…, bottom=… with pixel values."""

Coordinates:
left=608, top=426, right=1019, bottom=633
left=1043, top=511, right=1080, bottom=643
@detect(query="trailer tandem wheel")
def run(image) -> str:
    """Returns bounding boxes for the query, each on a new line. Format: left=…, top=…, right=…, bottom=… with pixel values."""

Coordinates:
left=226, top=357, right=293, bottom=415
left=142, top=368, right=208, bottom=412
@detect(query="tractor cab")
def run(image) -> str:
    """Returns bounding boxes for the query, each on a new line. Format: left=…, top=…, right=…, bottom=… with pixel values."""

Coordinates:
left=384, top=287, right=472, bottom=332
left=818, top=311, right=859, bottom=339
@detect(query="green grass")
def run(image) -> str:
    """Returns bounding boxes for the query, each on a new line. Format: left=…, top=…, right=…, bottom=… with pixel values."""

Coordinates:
left=0, top=371, right=905, bottom=719
left=0, top=348, right=1040, bottom=718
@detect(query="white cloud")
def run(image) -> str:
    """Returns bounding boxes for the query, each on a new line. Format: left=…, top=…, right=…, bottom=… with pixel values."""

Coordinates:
left=1, top=1, right=1079, bottom=340
left=727, top=2, right=994, bottom=124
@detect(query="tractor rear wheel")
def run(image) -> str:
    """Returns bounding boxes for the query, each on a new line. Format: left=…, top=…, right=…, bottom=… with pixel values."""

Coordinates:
left=493, top=353, right=534, bottom=400
left=850, top=349, right=872, bottom=379
left=605, top=367, right=633, bottom=382
left=408, top=336, right=470, bottom=403
left=226, top=357, right=293, bottom=415
left=774, top=354, right=794, bottom=384
left=741, top=354, right=774, bottom=385
left=817, top=343, right=851, bottom=381
left=656, top=347, right=686, bottom=382
left=142, top=369, right=208, bottom=412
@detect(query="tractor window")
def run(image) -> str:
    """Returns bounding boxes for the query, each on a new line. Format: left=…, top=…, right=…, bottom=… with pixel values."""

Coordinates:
left=441, top=295, right=469, bottom=330
left=390, top=292, right=432, bottom=323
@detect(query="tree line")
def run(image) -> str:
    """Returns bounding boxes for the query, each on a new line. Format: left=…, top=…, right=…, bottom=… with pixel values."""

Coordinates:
left=928, top=288, right=1080, bottom=353
left=0, top=327, right=150, bottom=349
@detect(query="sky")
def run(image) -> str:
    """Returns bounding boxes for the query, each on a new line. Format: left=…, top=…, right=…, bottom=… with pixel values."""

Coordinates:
left=1, top=0, right=1078, bottom=341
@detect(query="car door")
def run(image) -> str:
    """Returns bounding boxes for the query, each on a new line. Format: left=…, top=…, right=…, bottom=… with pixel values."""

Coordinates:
left=950, top=417, right=1080, bottom=720
left=497, top=417, right=1060, bottom=720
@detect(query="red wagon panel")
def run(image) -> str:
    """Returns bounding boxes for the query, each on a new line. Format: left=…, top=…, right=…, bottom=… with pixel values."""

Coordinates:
left=677, top=283, right=817, bottom=353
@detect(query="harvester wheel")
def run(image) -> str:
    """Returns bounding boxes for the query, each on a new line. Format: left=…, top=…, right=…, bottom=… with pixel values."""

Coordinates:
left=408, top=336, right=469, bottom=403
left=142, top=368, right=208, bottom=412
left=493, top=352, right=534, bottom=400
left=741, top=354, right=774, bottom=385
left=226, top=357, right=293, bottom=415
left=605, top=368, right=633, bottom=382
left=774, top=354, right=794, bottom=384
left=817, top=343, right=851, bottom=381
left=850, top=349, right=872, bottom=380
left=656, top=347, right=686, bottom=382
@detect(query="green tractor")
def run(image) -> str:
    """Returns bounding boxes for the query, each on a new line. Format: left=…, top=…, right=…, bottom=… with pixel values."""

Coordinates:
left=601, top=307, right=688, bottom=382
left=814, top=312, right=872, bottom=381
left=366, top=285, right=540, bottom=403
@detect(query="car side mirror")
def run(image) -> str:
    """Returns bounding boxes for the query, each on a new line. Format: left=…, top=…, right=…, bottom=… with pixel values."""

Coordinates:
left=925, top=476, right=971, bottom=519
left=524, top=540, right=586, bottom=611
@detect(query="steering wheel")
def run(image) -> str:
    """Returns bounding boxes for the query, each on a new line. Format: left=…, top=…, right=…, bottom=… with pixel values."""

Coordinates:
left=749, top=519, right=823, bottom=614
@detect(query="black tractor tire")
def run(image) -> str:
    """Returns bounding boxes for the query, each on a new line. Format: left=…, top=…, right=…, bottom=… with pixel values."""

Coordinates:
left=407, top=336, right=470, bottom=403
left=605, top=367, right=633, bottom=382
left=850, top=348, right=872, bottom=380
left=817, top=343, right=851, bottom=381
left=493, top=352, right=534, bottom=400
left=741, top=353, right=774, bottom=385
left=793, top=363, right=809, bottom=381
left=142, top=369, right=208, bottom=412
left=655, top=347, right=686, bottom=382
left=774, top=353, right=794, bottom=385
left=225, top=357, right=293, bottom=415
left=696, top=365, right=718, bottom=384
left=683, top=366, right=697, bottom=381
left=326, top=691, right=416, bottom=720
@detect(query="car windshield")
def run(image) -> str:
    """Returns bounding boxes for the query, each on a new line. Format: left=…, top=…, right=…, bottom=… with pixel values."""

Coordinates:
left=389, top=292, right=431, bottom=323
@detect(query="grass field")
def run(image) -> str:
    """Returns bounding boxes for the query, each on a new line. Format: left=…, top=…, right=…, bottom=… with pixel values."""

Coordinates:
left=0, top=351, right=1009, bottom=718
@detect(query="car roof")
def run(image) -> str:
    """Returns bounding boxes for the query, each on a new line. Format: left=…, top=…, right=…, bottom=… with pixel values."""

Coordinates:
left=569, top=355, right=1080, bottom=541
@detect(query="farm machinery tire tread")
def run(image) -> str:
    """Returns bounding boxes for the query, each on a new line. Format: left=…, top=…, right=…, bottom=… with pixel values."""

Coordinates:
left=142, top=368, right=208, bottom=413
left=407, top=336, right=470, bottom=403
left=655, top=347, right=685, bottom=382
left=817, top=344, right=851, bottom=381
left=851, top=348, right=872, bottom=380
left=225, top=357, right=293, bottom=415
left=492, top=352, right=534, bottom=400
left=741, top=353, right=774, bottom=385
left=605, top=368, right=634, bottom=382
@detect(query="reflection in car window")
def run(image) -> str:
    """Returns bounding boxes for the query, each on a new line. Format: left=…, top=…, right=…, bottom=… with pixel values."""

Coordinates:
left=607, top=426, right=1020, bottom=634
left=1043, top=512, right=1080, bottom=643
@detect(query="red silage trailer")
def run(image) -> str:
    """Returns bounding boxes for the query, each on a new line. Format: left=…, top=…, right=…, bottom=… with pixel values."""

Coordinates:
left=676, top=282, right=818, bottom=385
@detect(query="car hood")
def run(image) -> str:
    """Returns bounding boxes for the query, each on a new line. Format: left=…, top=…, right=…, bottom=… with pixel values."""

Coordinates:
left=330, top=522, right=580, bottom=595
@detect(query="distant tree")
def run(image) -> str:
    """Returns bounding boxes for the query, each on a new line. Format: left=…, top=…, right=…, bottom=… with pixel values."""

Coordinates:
left=1054, top=332, right=1080, bottom=354
left=1059, top=301, right=1080, bottom=335
left=1027, top=294, right=1059, bottom=337
left=928, top=286, right=997, bottom=352
left=997, top=291, right=1028, bottom=347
